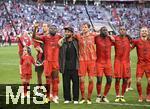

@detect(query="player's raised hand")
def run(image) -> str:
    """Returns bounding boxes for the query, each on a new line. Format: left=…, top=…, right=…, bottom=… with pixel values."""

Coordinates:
left=16, top=34, right=21, bottom=38
left=34, top=22, right=39, bottom=28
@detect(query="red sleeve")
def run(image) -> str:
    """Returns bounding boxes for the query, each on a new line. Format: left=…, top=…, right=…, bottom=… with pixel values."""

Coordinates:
left=130, top=39, right=139, bottom=49
left=110, top=35, right=116, bottom=46
left=40, top=36, right=45, bottom=42
left=131, top=39, right=139, bottom=45
left=95, top=36, right=99, bottom=44
left=75, top=34, right=80, bottom=40
left=58, top=35, right=63, bottom=39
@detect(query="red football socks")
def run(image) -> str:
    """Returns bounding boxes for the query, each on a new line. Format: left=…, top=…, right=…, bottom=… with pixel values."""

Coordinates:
left=137, top=83, right=142, bottom=96
left=121, top=82, right=127, bottom=96
left=80, top=81, right=85, bottom=99
left=147, top=83, right=150, bottom=95
left=46, top=78, right=51, bottom=98
left=52, top=78, right=59, bottom=97
left=104, top=83, right=111, bottom=97
left=115, top=81, right=120, bottom=96
left=96, top=83, right=102, bottom=96
left=88, top=81, right=94, bottom=99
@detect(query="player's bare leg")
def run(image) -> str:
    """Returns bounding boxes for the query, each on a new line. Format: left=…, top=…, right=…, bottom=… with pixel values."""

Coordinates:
left=35, top=71, right=44, bottom=97
left=45, top=76, right=51, bottom=103
left=146, top=78, right=150, bottom=102
left=21, top=79, right=30, bottom=98
left=87, top=76, right=94, bottom=104
left=96, top=76, right=102, bottom=103
left=79, top=76, right=86, bottom=104
left=101, top=76, right=112, bottom=103
left=126, top=78, right=133, bottom=92
left=52, top=70, right=59, bottom=104
left=120, top=78, right=128, bottom=102
left=115, top=78, right=121, bottom=102
left=136, top=77, right=143, bottom=102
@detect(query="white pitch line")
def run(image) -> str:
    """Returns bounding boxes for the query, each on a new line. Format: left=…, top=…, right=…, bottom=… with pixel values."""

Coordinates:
left=0, top=63, right=18, bottom=66
left=1, top=95, right=150, bottom=107
left=93, top=102, right=150, bottom=107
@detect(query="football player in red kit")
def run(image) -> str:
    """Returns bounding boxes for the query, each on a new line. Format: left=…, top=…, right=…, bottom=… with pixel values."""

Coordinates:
left=75, top=22, right=96, bottom=104
left=20, top=46, right=35, bottom=97
left=113, top=26, right=131, bottom=102
left=132, top=27, right=150, bottom=102
left=95, top=27, right=113, bottom=103
left=32, top=22, right=45, bottom=98
left=33, top=23, right=61, bottom=103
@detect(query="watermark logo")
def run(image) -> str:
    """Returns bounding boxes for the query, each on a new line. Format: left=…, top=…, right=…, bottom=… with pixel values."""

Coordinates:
left=0, top=84, right=50, bottom=109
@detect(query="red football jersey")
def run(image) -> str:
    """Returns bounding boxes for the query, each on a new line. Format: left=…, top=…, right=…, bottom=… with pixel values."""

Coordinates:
left=95, top=36, right=113, bottom=63
left=132, top=38, right=150, bottom=64
left=76, top=33, right=96, bottom=61
left=114, top=36, right=131, bottom=63
left=40, top=35, right=61, bottom=61
left=20, top=55, right=35, bottom=75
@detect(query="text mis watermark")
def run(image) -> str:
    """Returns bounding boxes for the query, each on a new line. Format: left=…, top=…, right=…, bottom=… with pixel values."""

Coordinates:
left=0, top=84, right=50, bottom=109
left=6, top=85, right=47, bottom=104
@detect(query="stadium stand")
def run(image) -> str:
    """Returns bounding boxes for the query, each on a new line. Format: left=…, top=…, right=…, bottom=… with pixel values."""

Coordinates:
left=0, top=0, right=149, bottom=45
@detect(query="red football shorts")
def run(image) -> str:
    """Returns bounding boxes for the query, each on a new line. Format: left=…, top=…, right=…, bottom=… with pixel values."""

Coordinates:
left=44, top=60, right=59, bottom=77
left=79, top=60, right=96, bottom=77
left=96, top=62, right=112, bottom=77
left=136, top=64, right=150, bottom=78
left=114, top=60, right=130, bottom=78
left=21, top=74, right=32, bottom=80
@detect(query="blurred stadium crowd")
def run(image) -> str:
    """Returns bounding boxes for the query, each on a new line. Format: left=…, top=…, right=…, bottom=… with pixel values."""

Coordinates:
left=0, top=0, right=149, bottom=46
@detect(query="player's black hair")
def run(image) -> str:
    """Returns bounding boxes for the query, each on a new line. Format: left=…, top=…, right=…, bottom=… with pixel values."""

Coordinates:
left=100, top=26, right=108, bottom=38
left=81, top=22, right=91, bottom=28
left=27, top=47, right=32, bottom=56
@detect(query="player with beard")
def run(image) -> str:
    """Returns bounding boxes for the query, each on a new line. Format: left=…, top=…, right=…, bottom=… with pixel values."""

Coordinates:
left=113, top=26, right=131, bottom=102
left=95, top=27, right=113, bottom=103
left=59, top=26, right=79, bottom=104
left=33, top=23, right=61, bottom=103
left=132, top=27, right=150, bottom=102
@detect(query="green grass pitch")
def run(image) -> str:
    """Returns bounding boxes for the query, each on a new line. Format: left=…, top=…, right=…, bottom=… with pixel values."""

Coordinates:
left=0, top=45, right=150, bottom=109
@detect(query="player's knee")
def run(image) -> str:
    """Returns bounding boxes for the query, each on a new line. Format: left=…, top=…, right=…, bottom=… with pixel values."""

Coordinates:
left=106, top=76, right=112, bottom=84
left=89, top=76, right=93, bottom=83
left=123, top=78, right=128, bottom=83
left=136, top=78, right=141, bottom=84
left=80, top=76, right=84, bottom=83
left=115, top=78, right=120, bottom=83
left=46, top=76, right=51, bottom=84
left=148, top=78, right=150, bottom=84
left=97, top=77, right=102, bottom=84
left=52, top=70, right=59, bottom=79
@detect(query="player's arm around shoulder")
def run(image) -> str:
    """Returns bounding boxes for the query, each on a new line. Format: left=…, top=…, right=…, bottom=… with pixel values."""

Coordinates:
left=130, top=38, right=138, bottom=50
left=58, top=36, right=66, bottom=47
left=108, top=34, right=116, bottom=42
